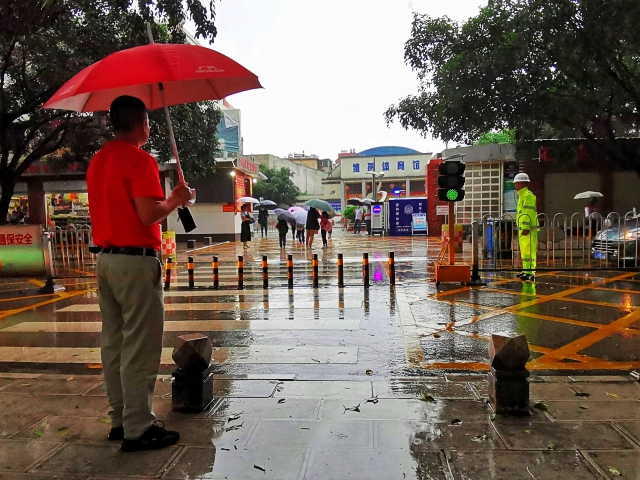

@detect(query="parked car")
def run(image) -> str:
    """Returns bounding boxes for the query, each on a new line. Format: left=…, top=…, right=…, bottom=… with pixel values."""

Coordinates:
left=591, top=216, right=640, bottom=265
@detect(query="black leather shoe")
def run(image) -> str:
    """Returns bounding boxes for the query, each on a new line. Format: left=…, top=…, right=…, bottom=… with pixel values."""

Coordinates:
left=121, top=421, right=179, bottom=452
left=108, top=426, right=124, bottom=441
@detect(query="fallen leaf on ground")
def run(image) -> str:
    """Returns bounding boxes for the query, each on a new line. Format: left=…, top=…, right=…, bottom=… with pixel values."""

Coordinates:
left=533, top=402, right=549, bottom=411
left=608, top=466, right=622, bottom=476
left=57, top=427, right=69, bottom=436
left=433, top=333, right=441, bottom=338
left=225, top=422, right=244, bottom=432
left=547, top=443, right=555, bottom=450
left=451, top=419, right=463, bottom=426
left=365, top=369, right=373, bottom=375
left=490, top=413, right=497, bottom=421
left=100, top=418, right=111, bottom=424
left=66, top=377, right=74, bottom=381
left=228, top=413, right=242, bottom=423
left=605, top=392, right=619, bottom=398
left=277, top=398, right=286, bottom=404
left=21, top=383, right=30, bottom=387
left=311, top=358, right=321, bottom=363
left=300, top=427, right=311, bottom=430
left=575, top=392, right=590, bottom=397
left=420, top=392, right=435, bottom=402
left=220, top=447, right=230, bottom=451
left=579, top=404, right=589, bottom=409
left=343, top=403, right=361, bottom=413
left=33, top=430, right=42, bottom=437
left=254, top=465, right=266, bottom=473
left=523, top=430, right=531, bottom=434
left=471, top=434, right=487, bottom=442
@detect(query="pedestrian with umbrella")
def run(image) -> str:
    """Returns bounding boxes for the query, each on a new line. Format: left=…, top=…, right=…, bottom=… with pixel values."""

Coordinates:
left=240, top=203, right=253, bottom=249
left=258, top=207, right=269, bottom=238
left=43, top=34, right=261, bottom=453
left=305, top=207, right=321, bottom=249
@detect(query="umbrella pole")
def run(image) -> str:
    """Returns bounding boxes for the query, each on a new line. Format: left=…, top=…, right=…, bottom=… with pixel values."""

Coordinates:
left=146, top=23, right=185, bottom=183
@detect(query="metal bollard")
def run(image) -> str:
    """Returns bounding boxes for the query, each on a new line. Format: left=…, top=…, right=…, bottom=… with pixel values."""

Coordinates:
left=212, top=255, right=219, bottom=290
left=237, top=255, right=244, bottom=290
left=388, top=252, right=395, bottom=286
left=337, top=253, right=344, bottom=288
left=262, top=255, right=269, bottom=289
left=312, top=254, right=319, bottom=288
left=164, top=257, right=173, bottom=291
left=187, top=256, right=195, bottom=289
left=362, top=252, right=369, bottom=288
left=287, top=254, right=294, bottom=289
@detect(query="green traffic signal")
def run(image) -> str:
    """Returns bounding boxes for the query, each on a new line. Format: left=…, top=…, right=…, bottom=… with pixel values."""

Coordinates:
left=446, top=189, right=459, bottom=201
left=437, top=160, right=466, bottom=202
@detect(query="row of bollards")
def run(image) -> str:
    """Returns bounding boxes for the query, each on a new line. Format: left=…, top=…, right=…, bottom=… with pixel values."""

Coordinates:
left=163, top=252, right=397, bottom=291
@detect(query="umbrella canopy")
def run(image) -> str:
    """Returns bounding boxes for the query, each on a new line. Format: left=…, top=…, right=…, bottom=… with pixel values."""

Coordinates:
left=362, top=199, right=374, bottom=205
left=257, top=200, right=278, bottom=210
left=287, top=206, right=306, bottom=214
left=574, top=191, right=604, bottom=200
left=274, top=208, right=295, bottom=223
left=42, top=43, right=262, bottom=112
left=347, top=198, right=363, bottom=206
left=290, top=209, right=308, bottom=225
left=305, top=199, right=336, bottom=215
left=236, top=196, right=260, bottom=204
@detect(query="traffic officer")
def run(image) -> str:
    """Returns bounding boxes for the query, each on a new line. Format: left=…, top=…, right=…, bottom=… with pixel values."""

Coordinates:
left=514, top=173, right=538, bottom=282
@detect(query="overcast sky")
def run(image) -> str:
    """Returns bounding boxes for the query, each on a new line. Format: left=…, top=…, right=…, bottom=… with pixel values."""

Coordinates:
left=195, top=0, right=484, bottom=160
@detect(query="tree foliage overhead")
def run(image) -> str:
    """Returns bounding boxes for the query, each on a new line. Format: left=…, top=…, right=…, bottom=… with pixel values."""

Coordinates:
left=475, top=129, right=515, bottom=146
left=252, top=165, right=301, bottom=207
left=385, top=0, right=640, bottom=174
left=0, top=0, right=219, bottom=223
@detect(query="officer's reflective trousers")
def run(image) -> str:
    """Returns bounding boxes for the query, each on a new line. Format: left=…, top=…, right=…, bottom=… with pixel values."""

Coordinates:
left=518, top=230, right=538, bottom=274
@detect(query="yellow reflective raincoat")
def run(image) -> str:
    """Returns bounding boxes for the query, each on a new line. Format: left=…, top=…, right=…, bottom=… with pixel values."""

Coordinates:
left=516, top=187, right=539, bottom=273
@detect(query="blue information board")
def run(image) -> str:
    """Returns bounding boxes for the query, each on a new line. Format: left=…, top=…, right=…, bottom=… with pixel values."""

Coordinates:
left=389, top=198, right=428, bottom=236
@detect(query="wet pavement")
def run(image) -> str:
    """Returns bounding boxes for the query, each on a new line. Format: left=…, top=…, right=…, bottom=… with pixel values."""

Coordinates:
left=0, top=229, right=639, bottom=478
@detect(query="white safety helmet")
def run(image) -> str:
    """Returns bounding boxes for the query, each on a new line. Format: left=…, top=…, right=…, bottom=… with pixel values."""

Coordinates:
left=513, top=173, right=530, bottom=183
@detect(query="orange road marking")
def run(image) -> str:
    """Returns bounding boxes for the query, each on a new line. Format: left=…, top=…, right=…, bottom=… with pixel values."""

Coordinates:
left=0, top=293, right=57, bottom=303
left=28, top=279, right=45, bottom=287
left=0, top=290, right=93, bottom=321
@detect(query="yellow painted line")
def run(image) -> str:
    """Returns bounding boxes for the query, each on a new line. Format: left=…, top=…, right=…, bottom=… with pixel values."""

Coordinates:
left=533, top=307, right=640, bottom=363
left=0, top=290, right=92, bottom=321
left=0, top=293, right=57, bottom=304
left=396, top=286, right=426, bottom=369
left=593, top=286, right=640, bottom=295
left=507, top=311, right=608, bottom=330
left=420, top=360, right=640, bottom=371
left=28, top=279, right=45, bottom=287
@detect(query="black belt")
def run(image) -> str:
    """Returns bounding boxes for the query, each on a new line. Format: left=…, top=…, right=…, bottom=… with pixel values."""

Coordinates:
left=91, top=246, right=160, bottom=258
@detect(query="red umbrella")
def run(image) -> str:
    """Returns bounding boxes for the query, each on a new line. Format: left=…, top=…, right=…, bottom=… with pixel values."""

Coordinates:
left=43, top=29, right=261, bottom=232
left=43, top=43, right=261, bottom=112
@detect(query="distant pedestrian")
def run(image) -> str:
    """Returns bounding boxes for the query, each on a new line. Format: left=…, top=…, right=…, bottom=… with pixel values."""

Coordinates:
left=320, top=211, right=332, bottom=248
left=290, top=219, right=297, bottom=241
left=296, top=223, right=305, bottom=244
left=514, top=173, right=538, bottom=282
left=258, top=208, right=268, bottom=238
left=364, top=206, right=372, bottom=235
left=354, top=206, right=363, bottom=234
left=240, top=203, right=252, bottom=249
left=87, top=95, right=192, bottom=452
left=306, top=207, right=320, bottom=249
left=585, top=198, right=598, bottom=236
left=277, top=218, right=289, bottom=249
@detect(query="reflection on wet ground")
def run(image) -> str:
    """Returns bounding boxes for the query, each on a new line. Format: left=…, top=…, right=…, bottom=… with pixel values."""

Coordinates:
left=2, top=232, right=640, bottom=477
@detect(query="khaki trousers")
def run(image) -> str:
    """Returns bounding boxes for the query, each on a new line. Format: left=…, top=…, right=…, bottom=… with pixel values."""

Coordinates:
left=97, top=253, right=164, bottom=440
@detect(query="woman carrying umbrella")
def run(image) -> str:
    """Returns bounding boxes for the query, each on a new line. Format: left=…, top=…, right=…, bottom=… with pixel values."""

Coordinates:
left=306, top=207, right=321, bottom=249
left=240, top=204, right=253, bottom=248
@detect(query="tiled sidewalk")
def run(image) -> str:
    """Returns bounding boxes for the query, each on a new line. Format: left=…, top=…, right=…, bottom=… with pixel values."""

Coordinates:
left=0, top=373, right=638, bottom=479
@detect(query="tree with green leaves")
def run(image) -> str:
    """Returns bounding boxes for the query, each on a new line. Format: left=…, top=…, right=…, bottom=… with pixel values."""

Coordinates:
left=385, top=0, right=640, bottom=175
left=252, top=165, right=301, bottom=207
left=0, top=0, right=219, bottom=223
left=475, top=129, right=515, bottom=146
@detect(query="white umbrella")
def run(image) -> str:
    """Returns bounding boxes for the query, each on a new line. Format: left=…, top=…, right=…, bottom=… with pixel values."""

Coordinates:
left=290, top=209, right=308, bottom=225
left=574, top=191, right=603, bottom=200
left=236, top=196, right=260, bottom=204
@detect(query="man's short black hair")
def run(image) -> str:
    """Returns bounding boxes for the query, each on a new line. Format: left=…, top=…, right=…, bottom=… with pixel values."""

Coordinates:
left=110, top=96, right=147, bottom=133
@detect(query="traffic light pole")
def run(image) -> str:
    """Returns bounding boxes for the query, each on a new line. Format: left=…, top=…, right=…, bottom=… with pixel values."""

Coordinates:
left=449, top=201, right=455, bottom=265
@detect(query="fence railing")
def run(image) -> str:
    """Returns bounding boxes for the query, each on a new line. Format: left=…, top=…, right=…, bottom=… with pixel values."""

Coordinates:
left=49, top=225, right=96, bottom=276
left=477, top=210, right=639, bottom=270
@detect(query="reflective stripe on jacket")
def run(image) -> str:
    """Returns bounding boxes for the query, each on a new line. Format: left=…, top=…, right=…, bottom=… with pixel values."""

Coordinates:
left=516, top=187, right=539, bottom=231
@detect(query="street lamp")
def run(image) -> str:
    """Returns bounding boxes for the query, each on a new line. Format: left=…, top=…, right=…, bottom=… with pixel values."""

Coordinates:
left=368, top=171, right=384, bottom=200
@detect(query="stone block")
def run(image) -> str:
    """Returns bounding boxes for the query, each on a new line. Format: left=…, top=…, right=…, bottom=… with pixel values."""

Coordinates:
left=489, top=333, right=529, bottom=371
left=172, top=333, right=212, bottom=372
left=488, top=368, right=530, bottom=415
left=171, top=367, right=214, bottom=413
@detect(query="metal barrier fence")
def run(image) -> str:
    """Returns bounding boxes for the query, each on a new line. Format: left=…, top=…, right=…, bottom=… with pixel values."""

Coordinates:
left=476, top=210, right=639, bottom=270
left=49, top=225, right=96, bottom=276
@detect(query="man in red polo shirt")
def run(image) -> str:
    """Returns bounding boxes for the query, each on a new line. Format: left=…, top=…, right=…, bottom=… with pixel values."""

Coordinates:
left=87, top=95, right=192, bottom=452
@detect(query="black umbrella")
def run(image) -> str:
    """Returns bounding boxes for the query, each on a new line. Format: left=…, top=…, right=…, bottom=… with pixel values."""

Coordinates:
left=274, top=208, right=295, bottom=222
left=257, top=200, right=278, bottom=210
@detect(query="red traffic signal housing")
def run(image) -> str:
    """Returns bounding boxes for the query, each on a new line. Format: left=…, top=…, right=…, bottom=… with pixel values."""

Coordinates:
left=437, top=161, right=466, bottom=202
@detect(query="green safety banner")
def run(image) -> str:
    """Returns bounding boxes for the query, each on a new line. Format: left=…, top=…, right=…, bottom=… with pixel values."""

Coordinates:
left=0, top=225, right=45, bottom=277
